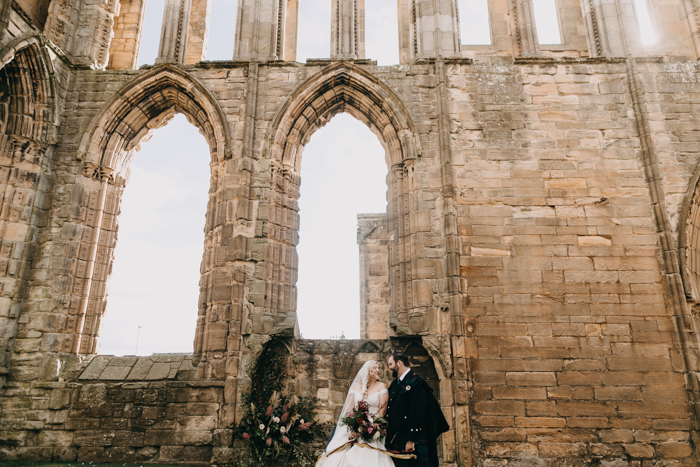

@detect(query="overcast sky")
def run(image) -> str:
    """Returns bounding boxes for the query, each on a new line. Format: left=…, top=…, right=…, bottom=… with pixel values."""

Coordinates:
left=99, top=0, right=655, bottom=355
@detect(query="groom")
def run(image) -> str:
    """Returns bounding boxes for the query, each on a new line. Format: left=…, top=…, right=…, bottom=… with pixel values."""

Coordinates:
left=386, top=352, right=449, bottom=467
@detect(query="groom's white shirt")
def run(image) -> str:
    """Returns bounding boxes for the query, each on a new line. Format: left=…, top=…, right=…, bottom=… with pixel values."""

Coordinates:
left=399, top=368, right=411, bottom=381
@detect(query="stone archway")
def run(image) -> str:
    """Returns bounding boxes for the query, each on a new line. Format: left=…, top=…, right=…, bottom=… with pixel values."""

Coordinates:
left=0, top=34, right=58, bottom=143
left=78, top=65, right=232, bottom=182
left=0, top=36, right=58, bottom=383
left=59, top=65, right=232, bottom=355
left=248, top=61, right=423, bottom=339
left=680, top=168, right=700, bottom=302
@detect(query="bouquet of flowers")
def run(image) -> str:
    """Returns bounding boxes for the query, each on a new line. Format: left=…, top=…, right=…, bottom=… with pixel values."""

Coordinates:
left=234, top=347, right=321, bottom=466
left=237, top=390, right=319, bottom=466
left=339, top=400, right=389, bottom=443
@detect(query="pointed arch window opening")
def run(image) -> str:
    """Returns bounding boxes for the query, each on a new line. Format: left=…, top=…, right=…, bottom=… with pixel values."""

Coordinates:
left=98, top=114, right=210, bottom=356
left=295, top=113, right=389, bottom=340
left=458, top=0, right=492, bottom=45
left=533, top=0, right=562, bottom=45
left=296, top=0, right=331, bottom=61
left=206, top=0, right=239, bottom=60
left=71, top=66, right=231, bottom=357
left=632, top=0, right=657, bottom=46
left=364, top=0, right=401, bottom=64
left=137, top=0, right=166, bottom=66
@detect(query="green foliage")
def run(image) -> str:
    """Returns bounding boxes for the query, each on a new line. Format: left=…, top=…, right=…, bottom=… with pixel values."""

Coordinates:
left=234, top=343, right=322, bottom=466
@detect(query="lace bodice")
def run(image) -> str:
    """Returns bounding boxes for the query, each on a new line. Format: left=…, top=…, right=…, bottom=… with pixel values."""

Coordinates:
left=349, top=388, right=389, bottom=412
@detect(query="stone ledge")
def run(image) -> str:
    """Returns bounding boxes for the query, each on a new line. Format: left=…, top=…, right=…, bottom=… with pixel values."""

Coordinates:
left=76, top=354, right=196, bottom=382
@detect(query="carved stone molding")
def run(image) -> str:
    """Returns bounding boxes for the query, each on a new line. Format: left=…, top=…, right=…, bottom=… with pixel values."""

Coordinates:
left=422, top=334, right=453, bottom=379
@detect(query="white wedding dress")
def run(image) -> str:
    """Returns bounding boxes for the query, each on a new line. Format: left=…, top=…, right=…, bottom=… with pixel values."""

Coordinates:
left=317, top=387, right=394, bottom=467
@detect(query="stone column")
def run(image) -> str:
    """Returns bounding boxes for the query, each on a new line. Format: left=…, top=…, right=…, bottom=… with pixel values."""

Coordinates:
left=185, top=0, right=211, bottom=64
left=44, top=0, right=120, bottom=69
left=682, top=0, right=700, bottom=58
left=156, top=0, right=193, bottom=64
left=284, top=0, right=299, bottom=61
left=579, top=0, right=649, bottom=57
left=233, top=0, right=286, bottom=61
left=397, top=0, right=461, bottom=63
left=331, top=0, right=365, bottom=59
left=511, top=0, right=540, bottom=56
left=388, top=161, right=425, bottom=335
left=397, top=0, right=412, bottom=63
left=0, top=0, right=11, bottom=41
left=108, top=0, right=147, bottom=69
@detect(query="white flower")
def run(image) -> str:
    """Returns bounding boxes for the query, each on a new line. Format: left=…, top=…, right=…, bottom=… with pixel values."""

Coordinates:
left=405, top=385, right=411, bottom=391
left=300, top=419, right=305, bottom=425
left=273, top=417, right=280, bottom=423
left=280, top=426, right=286, bottom=433
left=259, top=424, right=265, bottom=430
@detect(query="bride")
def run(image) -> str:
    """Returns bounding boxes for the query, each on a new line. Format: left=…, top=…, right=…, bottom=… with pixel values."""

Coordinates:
left=316, top=360, right=395, bottom=467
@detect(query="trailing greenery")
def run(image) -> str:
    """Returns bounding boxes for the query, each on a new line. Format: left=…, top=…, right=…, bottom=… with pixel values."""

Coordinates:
left=233, top=344, right=322, bottom=466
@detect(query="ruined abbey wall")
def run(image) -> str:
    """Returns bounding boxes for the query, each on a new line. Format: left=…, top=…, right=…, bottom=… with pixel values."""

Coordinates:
left=3, top=0, right=700, bottom=465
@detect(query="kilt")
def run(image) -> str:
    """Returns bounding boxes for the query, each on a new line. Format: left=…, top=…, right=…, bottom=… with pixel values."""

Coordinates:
left=387, top=432, right=435, bottom=467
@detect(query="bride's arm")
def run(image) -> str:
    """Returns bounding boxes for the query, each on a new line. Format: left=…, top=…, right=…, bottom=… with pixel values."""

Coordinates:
left=377, top=392, right=388, bottom=417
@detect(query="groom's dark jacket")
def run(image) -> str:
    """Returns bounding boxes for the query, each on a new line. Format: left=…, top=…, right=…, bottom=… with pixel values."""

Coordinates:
left=386, top=369, right=449, bottom=465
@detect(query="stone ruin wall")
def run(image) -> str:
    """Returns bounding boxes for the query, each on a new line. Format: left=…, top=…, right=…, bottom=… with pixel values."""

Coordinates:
left=0, top=340, right=437, bottom=464
left=3, top=0, right=700, bottom=465
left=358, top=213, right=390, bottom=340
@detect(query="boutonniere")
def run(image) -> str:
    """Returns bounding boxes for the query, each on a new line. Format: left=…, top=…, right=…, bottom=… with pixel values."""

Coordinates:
left=405, top=385, right=411, bottom=391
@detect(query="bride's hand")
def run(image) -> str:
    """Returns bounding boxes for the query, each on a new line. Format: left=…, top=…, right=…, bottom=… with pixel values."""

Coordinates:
left=349, top=432, right=358, bottom=441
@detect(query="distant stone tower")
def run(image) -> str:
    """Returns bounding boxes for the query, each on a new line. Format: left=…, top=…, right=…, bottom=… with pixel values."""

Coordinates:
left=2, top=0, right=700, bottom=465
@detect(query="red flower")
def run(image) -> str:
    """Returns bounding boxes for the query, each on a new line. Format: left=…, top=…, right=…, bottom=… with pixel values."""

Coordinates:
left=266, top=437, right=272, bottom=446
left=282, top=436, right=290, bottom=444
left=242, top=433, right=251, bottom=440
left=281, top=412, right=289, bottom=423
left=265, top=406, right=273, bottom=417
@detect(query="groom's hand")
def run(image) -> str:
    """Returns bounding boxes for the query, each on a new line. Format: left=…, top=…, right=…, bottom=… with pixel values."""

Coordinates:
left=405, top=441, right=415, bottom=452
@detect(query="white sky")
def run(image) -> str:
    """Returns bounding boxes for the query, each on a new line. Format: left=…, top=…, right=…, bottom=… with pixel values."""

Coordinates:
left=100, top=0, right=657, bottom=355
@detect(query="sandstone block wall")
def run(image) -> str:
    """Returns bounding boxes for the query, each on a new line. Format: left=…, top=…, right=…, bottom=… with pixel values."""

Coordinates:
left=4, top=0, right=700, bottom=465
left=358, top=214, right=391, bottom=340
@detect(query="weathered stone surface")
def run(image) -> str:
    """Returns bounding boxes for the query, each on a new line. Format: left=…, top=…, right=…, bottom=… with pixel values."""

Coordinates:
left=3, top=0, right=700, bottom=465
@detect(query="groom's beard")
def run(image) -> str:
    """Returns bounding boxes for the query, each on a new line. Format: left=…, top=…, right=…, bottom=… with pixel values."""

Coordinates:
left=391, top=368, right=398, bottom=378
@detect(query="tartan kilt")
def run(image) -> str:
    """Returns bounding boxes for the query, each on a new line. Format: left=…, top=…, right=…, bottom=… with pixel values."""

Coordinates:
left=387, top=432, right=436, bottom=467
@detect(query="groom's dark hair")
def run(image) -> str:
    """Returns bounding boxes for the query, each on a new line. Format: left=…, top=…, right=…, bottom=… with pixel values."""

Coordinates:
left=389, top=352, right=410, bottom=367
